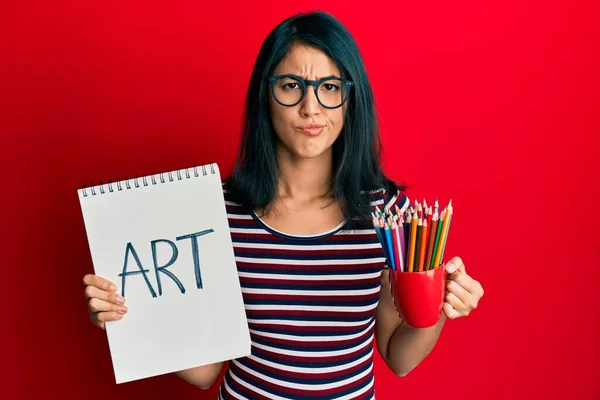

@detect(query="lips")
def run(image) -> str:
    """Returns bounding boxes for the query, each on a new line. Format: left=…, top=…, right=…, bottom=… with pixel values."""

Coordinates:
left=297, top=125, right=325, bottom=136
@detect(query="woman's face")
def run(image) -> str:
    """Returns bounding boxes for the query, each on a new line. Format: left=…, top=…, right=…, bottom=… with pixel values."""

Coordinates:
left=268, top=45, right=346, bottom=160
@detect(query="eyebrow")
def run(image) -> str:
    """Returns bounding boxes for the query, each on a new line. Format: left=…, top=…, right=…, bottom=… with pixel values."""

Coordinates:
left=283, top=73, right=342, bottom=80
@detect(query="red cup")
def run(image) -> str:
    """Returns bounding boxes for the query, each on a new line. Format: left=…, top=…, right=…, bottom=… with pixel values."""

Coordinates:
left=389, top=264, right=448, bottom=328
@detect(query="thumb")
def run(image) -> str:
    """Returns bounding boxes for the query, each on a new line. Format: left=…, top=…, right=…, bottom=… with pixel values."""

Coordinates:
left=445, top=257, right=465, bottom=274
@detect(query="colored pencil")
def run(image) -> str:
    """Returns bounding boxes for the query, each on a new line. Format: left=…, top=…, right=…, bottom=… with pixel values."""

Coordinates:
left=418, top=219, right=428, bottom=272
left=404, top=211, right=412, bottom=250
left=414, top=218, right=422, bottom=272
left=407, top=213, right=418, bottom=272
left=425, top=211, right=439, bottom=270
left=431, top=209, right=445, bottom=269
left=384, top=223, right=396, bottom=270
left=398, top=216, right=407, bottom=271
left=439, top=200, right=453, bottom=264
left=373, top=217, right=390, bottom=261
left=391, top=220, right=403, bottom=272
left=426, top=206, right=433, bottom=239
left=433, top=208, right=450, bottom=268
left=371, top=197, right=454, bottom=274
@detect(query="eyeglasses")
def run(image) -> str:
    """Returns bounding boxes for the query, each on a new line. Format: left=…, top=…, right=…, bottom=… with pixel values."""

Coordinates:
left=267, top=74, right=354, bottom=109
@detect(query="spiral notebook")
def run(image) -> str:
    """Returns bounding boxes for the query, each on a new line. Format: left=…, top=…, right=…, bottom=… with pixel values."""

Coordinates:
left=77, top=163, right=250, bottom=384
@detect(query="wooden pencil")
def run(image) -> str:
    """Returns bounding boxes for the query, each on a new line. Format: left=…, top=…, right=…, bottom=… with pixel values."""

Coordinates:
left=398, top=215, right=406, bottom=270
left=439, top=200, right=453, bottom=264
left=414, top=218, right=422, bottom=272
left=384, top=222, right=396, bottom=270
left=407, top=213, right=418, bottom=272
left=417, top=219, right=428, bottom=272
left=425, top=211, right=439, bottom=270
left=433, top=207, right=450, bottom=268
left=373, top=217, right=389, bottom=261
left=426, top=206, right=433, bottom=235
left=404, top=210, right=412, bottom=250
left=391, top=220, right=403, bottom=272
left=431, top=209, right=445, bottom=269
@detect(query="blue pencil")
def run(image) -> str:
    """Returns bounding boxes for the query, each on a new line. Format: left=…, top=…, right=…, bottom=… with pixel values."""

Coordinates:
left=384, top=223, right=396, bottom=270
left=373, top=218, right=390, bottom=262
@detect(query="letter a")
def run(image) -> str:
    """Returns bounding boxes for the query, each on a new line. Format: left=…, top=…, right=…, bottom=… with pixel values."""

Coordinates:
left=118, top=242, right=157, bottom=298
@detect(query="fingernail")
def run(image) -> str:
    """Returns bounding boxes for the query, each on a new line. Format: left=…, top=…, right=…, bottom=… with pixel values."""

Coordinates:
left=445, top=263, right=457, bottom=273
left=117, top=296, right=125, bottom=304
left=110, top=284, right=117, bottom=292
left=118, top=306, right=128, bottom=313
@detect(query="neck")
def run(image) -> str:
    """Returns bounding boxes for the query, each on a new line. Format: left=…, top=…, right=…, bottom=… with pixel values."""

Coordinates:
left=275, top=142, right=334, bottom=201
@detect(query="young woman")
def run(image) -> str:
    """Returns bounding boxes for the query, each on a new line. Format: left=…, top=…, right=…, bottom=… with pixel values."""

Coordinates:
left=83, top=11, right=484, bottom=399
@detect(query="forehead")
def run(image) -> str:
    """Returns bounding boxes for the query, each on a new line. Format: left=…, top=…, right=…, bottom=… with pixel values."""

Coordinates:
left=273, top=44, right=340, bottom=78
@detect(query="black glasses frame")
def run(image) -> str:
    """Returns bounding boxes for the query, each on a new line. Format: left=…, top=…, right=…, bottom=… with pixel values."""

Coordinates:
left=267, top=74, right=354, bottom=109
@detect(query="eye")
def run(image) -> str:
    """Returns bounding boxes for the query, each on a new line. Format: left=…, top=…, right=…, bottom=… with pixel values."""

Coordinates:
left=322, top=83, right=340, bottom=92
left=281, top=82, right=301, bottom=91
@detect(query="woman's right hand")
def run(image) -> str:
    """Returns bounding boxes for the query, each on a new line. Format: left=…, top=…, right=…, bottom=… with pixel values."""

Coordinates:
left=83, top=274, right=128, bottom=330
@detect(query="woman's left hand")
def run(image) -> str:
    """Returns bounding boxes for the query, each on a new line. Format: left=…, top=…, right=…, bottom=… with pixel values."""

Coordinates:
left=443, top=256, right=484, bottom=319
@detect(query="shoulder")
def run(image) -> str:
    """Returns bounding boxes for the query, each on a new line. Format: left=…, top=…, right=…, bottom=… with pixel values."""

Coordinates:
left=366, top=186, right=410, bottom=214
left=221, top=181, right=243, bottom=206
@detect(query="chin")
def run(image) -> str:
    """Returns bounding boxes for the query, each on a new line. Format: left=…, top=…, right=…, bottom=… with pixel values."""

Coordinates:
left=277, top=133, right=336, bottom=160
left=293, top=146, right=332, bottom=159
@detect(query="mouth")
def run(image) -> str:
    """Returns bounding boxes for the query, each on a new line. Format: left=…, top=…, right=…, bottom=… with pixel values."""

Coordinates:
left=297, top=125, right=325, bottom=137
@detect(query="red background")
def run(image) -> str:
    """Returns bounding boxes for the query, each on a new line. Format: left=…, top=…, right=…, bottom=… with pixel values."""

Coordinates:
left=2, top=1, right=599, bottom=399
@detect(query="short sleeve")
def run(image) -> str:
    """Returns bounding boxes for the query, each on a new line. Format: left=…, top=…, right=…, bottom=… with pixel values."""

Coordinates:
left=383, top=188, right=410, bottom=214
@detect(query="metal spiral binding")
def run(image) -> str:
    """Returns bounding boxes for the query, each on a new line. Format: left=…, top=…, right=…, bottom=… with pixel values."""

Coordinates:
left=80, top=163, right=217, bottom=197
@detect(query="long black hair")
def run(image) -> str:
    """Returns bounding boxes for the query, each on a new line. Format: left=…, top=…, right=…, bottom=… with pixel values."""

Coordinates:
left=228, top=10, right=403, bottom=219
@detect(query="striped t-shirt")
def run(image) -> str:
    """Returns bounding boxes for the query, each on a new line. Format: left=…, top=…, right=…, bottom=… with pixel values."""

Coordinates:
left=218, top=185, right=409, bottom=400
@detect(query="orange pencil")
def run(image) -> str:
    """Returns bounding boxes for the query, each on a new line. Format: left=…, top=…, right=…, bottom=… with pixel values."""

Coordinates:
left=407, top=212, right=418, bottom=272
left=417, top=219, right=428, bottom=272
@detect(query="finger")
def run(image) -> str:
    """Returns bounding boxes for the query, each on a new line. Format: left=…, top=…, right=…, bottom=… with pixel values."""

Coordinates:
left=88, top=298, right=128, bottom=314
left=448, top=272, right=479, bottom=295
left=443, top=302, right=459, bottom=319
left=446, top=279, right=472, bottom=303
left=445, top=257, right=465, bottom=274
left=90, top=314, right=105, bottom=330
left=445, top=291, right=466, bottom=314
left=83, top=274, right=118, bottom=293
left=96, top=311, right=124, bottom=323
left=84, top=285, right=126, bottom=305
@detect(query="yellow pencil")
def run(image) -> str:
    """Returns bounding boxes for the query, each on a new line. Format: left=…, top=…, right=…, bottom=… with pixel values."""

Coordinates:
left=433, top=206, right=451, bottom=268
left=438, top=200, right=453, bottom=263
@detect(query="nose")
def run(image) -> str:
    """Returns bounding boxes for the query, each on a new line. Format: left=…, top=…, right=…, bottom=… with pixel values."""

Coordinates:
left=299, top=85, right=320, bottom=117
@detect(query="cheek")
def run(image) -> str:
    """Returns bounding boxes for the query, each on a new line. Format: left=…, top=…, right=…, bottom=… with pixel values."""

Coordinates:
left=328, top=109, right=345, bottom=138
left=269, top=98, right=289, bottom=134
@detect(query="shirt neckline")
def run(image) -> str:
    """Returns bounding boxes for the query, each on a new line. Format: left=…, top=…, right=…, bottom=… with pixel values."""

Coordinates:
left=250, top=210, right=347, bottom=241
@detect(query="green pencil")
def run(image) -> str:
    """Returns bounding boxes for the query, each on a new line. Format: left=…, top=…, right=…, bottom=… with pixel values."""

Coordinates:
left=439, top=200, right=453, bottom=264
left=430, top=209, right=445, bottom=270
